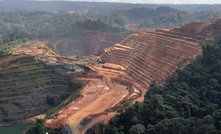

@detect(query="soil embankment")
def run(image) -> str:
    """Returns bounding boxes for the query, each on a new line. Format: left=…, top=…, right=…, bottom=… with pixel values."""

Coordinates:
left=101, top=19, right=221, bottom=89
left=45, top=19, right=221, bottom=133
left=45, top=65, right=145, bottom=133
left=2, top=19, right=221, bottom=133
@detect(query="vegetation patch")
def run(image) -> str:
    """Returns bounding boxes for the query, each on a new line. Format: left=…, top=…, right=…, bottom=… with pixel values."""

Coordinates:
left=103, top=42, right=221, bottom=134
left=26, top=82, right=84, bottom=134
left=0, top=55, right=73, bottom=124
left=39, top=41, right=57, bottom=56
left=45, top=83, right=83, bottom=119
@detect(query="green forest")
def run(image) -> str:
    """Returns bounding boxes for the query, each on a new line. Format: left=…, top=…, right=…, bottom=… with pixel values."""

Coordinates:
left=0, top=32, right=32, bottom=58
left=120, top=6, right=178, bottom=22
left=87, top=7, right=221, bottom=29
left=0, top=11, right=127, bottom=55
left=1, top=7, right=221, bottom=48
left=0, top=11, right=127, bottom=38
left=138, top=10, right=221, bottom=29
left=101, top=40, right=221, bottom=134
left=83, top=7, right=221, bottom=29
left=1, top=7, right=221, bottom=41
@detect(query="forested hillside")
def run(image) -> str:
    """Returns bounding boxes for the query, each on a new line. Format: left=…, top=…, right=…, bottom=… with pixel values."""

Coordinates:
left=0, top=32, right=33, bottom=58
left=1, top=7, right=221, bottom=41
left=0, top=11, right=87, bottom=38
left=120, top=6, right=178, bottom=22
left=0, top=11, right=128, bottom=37
left=88, top=8, right=221, bottom=30
left=139, top=10, right=221, bottom=29
left=2, top=7, right=221, bottom=65
left=102, top=41, right=221, bottom=134
left=0, top=11, right=57, bottom=36
left=91, top=7, right=221, bottom=29
left=101, top=12, right=130, bottom=28
left=0, top=11, right=128, bottom=55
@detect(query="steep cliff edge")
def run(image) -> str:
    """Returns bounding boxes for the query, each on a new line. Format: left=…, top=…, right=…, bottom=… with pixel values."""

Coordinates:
left=101, top=19, right=221, bottom=89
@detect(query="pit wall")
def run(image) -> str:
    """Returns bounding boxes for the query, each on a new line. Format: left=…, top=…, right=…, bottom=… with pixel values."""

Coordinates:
left=101, top=25, right=208, bottom=89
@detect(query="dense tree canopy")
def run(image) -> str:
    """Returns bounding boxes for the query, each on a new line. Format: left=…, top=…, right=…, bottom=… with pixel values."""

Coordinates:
left=103, top=41, right=221, bottom=134
left=1, top=8, right=221, bottom=40
left=0, top=10, right=127, bottom=40
left=120, top=6, right=178, bottom=22
left=101, top=12, right=129, bottom=28
left=139, top=11, right=221, bottom=29
left=0, top=32, right=31, bottom=58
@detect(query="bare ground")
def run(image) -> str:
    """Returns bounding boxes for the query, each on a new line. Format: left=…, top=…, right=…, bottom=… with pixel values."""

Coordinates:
left=11, top=39, right=147, bottom=133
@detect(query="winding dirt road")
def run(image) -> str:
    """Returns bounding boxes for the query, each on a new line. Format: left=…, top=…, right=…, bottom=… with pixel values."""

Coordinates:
left=14, top=41, right=147, bottom=133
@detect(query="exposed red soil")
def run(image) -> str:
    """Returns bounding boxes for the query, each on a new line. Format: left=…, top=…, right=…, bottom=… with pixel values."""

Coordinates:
left=7, top=19, right=221, bottom=133
left=12, top=36, right=144, bottom=132
left=101, top=19, right=221, bottom=90
left=45, top=66, right=145, bottom=130
left=44, top=19, right=221, bottom=132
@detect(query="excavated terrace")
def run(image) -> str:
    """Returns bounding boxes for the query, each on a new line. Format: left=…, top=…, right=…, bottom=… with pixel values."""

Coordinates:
left=43, top=19, right=221, bottom=133
left=2, top=19, right=221, bottom=133
left=101, top=19, right=221, bottom=89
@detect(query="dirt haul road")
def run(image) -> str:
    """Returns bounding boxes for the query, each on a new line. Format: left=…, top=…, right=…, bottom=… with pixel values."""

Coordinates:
left=14, top=41, right=147, bottom=132
left=44, top=64, right=147, bottom=133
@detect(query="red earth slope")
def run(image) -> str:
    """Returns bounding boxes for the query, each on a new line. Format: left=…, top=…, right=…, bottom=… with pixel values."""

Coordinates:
left=45, top=19, right=221, bottom=132
left=101, top=19, right=221, bottom=89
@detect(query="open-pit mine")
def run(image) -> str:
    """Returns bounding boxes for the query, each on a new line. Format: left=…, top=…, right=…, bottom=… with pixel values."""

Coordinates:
left=1, top=19, right=221, bottom=133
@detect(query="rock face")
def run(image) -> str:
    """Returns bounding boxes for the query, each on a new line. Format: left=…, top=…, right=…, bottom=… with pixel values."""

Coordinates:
left=101, top=19, right=221, bottom=89
left=51, top=30, right=128, bottom=56
left=0, top=55, right=70, bottom=126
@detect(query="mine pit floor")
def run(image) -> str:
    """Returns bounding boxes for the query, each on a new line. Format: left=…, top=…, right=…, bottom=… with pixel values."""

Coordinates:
left=12, top=41, right=147, bottom=133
